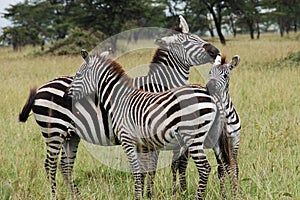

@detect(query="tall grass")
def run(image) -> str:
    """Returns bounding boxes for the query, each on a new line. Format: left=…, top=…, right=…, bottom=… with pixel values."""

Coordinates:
left=0, top=32, right=299, bottom=199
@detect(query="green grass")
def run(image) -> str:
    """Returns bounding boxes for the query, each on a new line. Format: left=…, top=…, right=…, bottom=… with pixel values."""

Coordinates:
left=0, top=32, right=300, bottom=199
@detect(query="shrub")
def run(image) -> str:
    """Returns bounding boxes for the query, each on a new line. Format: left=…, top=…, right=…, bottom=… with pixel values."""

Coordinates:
left=46, top=27, right=106, bottom=55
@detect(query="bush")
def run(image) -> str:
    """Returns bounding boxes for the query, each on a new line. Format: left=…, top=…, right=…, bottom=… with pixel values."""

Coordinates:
left=46, top=27, right=106, bottom=55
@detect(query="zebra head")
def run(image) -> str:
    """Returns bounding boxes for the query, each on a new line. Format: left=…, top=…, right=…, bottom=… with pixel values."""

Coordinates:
left=155, top=15, right=220, bottom=67
left=69, top=50, right=110, bottom=100
left=207, top=55, right=240, bottom=96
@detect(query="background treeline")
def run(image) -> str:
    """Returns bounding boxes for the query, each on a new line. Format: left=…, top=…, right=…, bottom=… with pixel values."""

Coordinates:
left=1, top=0, right=299, bottom=54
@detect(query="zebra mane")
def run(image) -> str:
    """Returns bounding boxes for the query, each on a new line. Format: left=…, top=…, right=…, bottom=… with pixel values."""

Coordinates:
left=150, top=48, right=168, bottom=67
left=89, top=52, right=130, bottom=81
left=170, top=25, right=183, bottom=34
left=150, top=26, right=184, bottom=68
left=221, top=54, right=227, bottom=65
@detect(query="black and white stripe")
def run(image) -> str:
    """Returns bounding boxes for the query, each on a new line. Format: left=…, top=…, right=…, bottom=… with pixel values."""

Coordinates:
left=170, top=55, right=242, bottom=199
left=19, top=18, right=220, bottom=199
left=69, top=53, right=224, bottom=200
left=206, top=55, right=241, bottom=199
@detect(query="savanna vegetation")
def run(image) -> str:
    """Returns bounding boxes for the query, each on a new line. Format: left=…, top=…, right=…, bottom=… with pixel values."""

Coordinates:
left=0, top=32, right=299, bottom=199
left=1, top=0, right=299, bottom=52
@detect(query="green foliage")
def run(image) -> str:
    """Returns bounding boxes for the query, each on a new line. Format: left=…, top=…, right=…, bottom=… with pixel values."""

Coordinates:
left=46, top=27, right=106, bottom=55
left=0, top=26, right=40, bottom=50
left=184, top=0, right=211, bottom=35
left=66, top=0, right=167, bottom=52
left=1, top=0, right=299, bottom=51
left=261, top=0, right=300, bottom=35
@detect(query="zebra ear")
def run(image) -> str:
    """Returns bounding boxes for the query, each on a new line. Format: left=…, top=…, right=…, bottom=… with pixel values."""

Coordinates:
left=179, top=15, right=189, bottom=33
left=230, top=55, right=240, bottom=69
left=81, top=49, right=89, bottom=63
left=81, top=49, right=88, bottom=59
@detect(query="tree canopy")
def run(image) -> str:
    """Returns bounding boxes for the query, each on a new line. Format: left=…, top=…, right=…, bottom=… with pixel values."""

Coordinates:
left=1, top=0, right=299, bottom=52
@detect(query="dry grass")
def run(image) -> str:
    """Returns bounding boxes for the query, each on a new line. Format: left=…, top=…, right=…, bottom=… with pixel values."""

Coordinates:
left=0, top=32, right=299, bottom=199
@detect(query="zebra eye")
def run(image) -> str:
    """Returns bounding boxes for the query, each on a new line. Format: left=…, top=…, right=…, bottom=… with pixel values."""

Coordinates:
left=223, top=74, right=228, bottom=79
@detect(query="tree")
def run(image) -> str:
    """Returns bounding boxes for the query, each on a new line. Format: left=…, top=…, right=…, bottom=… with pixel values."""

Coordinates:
left=1, top=0, right=167, bottom=52
left=184, top=0, right=215, bottom=36
left=226, top=0, right=262, bottom=39
left=261, top=0, right=300, bottom=36
left=182, top=0, right=227, bottom=44
left=1, top=26, right=39, bottom=50
left=2, top=1, right=67, bottom=50
left=67, top=0, right=166, bottom=53
left=4, top=0, right=298, bottom=52
left=203, top=0, right=227, bottom=45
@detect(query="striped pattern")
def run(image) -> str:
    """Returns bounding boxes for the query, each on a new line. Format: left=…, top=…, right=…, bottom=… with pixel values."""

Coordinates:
left=171, top=55, right=242, bottom=199
left=19, top=29, right=219, bottom=199
left=30, top=76, right=80, bottom=198
left=206, top=55, right=241, bottom=199
left=28, top=76, right=119, bottom=199
left=69, top=54, right=223, bottom=199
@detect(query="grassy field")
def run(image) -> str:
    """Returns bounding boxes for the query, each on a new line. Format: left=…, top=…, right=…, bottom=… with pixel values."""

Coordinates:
left=0, top=32, right=299, bottom=200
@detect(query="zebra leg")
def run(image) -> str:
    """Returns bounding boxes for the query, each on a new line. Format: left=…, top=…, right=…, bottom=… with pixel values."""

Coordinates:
left=146, top=150, right=159, bottom=198
left=139, top=147, right=159, bottom=198
left=214, top=151, right=227, bottom=199
left=121, top=138, right=142, bottom=200
left=171, top=149, right=180, bottom=194
left=44, top=134, right=65, bottom=199
left=227, top=138, right=239, bottom=199
left=178, top=150, right=189, bottom=192
left=59, top=132, right=81, bottom=199
left=171, top=149, right=189, bottom=194
left=189, top=145, right=211, bottom=200
left=139, top=147, right=149, bottom=197
left=140, top=172, right=146, bottom=197
left=146, top=171, right=155, bottom=199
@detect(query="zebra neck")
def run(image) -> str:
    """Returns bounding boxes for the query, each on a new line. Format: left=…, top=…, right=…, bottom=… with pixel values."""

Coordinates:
left=146, top=48, right=190, bottom=89
left=98, top=71, right=135, bottom=112
left=97, top=74, right=137, bottom=134
left=222, top=91, right=232, bottom=116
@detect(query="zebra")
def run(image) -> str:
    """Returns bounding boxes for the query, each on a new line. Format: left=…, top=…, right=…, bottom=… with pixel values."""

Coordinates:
left=18, top=15, right=220, bottom=199
left=68, top=52, right=230, bottom=200
left=173, top=55, right=242, bottom=199
left=206, top=55, right=241, bottom=199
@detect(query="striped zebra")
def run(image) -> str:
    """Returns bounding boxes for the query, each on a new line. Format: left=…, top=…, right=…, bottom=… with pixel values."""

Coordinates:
left=18, top=16, right=220, bottom=199
left=173, top=55, right=242, bottom=199
left=206, top=55, right=241, bottom=199
left=68, top=52, right=229, bottom=200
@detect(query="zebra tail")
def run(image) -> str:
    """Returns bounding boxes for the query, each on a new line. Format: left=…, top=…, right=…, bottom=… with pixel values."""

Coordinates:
left=19, top=87, right=37, bottom=122
left=218, top=124, right=231, bottom=166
